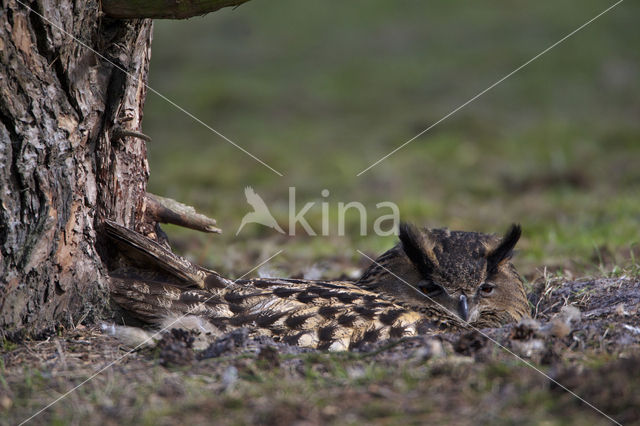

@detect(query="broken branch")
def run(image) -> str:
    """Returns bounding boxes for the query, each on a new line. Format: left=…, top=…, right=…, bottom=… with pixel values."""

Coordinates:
left=145, top=193, right=222, bottom=234
left=101, top=0, right=251, bottom=19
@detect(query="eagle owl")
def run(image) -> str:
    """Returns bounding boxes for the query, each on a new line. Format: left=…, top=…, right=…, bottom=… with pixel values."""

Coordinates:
left=107, top=221, right=529, bottom=351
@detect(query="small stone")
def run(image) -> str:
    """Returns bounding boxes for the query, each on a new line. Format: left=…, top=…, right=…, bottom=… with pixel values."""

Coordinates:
left=548, top=319, right=571, bottom=338
left=413, top=338, right=445, bottom=361
left=615, top=303, right=629, bottom=316
left=157, top=329, right=195, bottom=366
left=222, top=366, right=238, bottom=389
left=198, top=328, right=249, bottom=360
left=510, top=319, right=541, bottom=340
left=622, top=324, right=640, bottom=335
left=322, top=405, right=339, bottom=416
left=511, top=338, right=545, bottom=358
left=427, top=338, right=445, bottom=358
left=558, top=305, right=581, bottom=324
left=346, top=365, right=366, bottom=380
left=257, top=346, right=280, bottom=369
left=454, top=332, right=487, bottom=355
left=0, top=395, right=12, bottom=410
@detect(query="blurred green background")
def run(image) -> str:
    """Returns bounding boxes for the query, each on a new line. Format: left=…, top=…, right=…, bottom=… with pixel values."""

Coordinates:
left=143, top=0, right=640, bottom=280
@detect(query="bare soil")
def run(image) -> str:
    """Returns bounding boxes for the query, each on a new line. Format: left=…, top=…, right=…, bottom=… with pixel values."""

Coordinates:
left=2, top=275, right=639, bottom=425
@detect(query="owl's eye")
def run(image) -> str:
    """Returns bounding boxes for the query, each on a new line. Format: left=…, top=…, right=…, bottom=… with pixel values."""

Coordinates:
left=478, top=283, right=495, bottom=296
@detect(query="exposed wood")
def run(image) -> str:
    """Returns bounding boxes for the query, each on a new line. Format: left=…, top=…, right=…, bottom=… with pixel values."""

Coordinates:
left=144, top=193, right=222, bottom=234
left=102, top=0, right=251, bottom=19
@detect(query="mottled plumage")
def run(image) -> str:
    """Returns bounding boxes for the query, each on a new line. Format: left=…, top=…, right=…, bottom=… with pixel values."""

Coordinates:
left=107, top=221, right=530, bottom=351
left=110, top=274, right=457, bottom=351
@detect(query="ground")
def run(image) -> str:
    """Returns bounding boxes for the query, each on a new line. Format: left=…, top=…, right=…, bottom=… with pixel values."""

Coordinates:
left=3, top=0, right=640, bottom=424
left=2, top=272, right=640, bottom=424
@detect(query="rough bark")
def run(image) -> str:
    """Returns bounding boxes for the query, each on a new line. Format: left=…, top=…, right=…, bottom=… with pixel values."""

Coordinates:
left=0, top=0, right=153, bottom=338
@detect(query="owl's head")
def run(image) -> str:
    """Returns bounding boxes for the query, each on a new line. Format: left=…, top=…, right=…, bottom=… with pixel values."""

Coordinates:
left=357, top=223, right=530, bottom=327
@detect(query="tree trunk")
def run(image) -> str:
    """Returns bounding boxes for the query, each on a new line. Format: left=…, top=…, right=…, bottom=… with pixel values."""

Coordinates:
left=0, top=0, right=153, bottom=338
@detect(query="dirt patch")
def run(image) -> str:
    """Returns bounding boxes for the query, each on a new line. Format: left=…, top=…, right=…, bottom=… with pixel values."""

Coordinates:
left=553, top=356, right=640, bottom=424
left=157, top=329, right=196, bottom=366
left=2, top=276, right=639, bottom=424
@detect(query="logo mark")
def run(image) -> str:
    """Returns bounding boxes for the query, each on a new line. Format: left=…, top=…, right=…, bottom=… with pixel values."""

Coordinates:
left=236, top=186, right=286, bottom=236
left=236, top=187, right=399, bottom=237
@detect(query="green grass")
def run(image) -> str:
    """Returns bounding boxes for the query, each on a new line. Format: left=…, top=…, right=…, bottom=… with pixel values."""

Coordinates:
left=143, top=0, right=640, bottom=279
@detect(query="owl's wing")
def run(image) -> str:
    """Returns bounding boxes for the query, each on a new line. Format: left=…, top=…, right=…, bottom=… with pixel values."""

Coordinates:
left=103, top=219, right=230, bottom=289
left=110, top=275, right=454, bottom=351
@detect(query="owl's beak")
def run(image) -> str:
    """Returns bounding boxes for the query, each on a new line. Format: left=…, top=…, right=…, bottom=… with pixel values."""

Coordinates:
left=458, top=294, right=469, bottom=321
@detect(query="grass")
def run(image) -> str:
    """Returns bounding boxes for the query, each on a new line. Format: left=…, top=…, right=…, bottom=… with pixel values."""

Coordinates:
left=5, top=337, right=633, bottom=424
left=143, top=0, right=640, bottom=280
left=4, top=265, right=640, bottom=424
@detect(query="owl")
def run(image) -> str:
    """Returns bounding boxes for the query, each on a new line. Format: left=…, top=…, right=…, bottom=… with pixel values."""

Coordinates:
left=356, top=223, right=529, bottom=329
left=106, top=220, right=529, bottom=351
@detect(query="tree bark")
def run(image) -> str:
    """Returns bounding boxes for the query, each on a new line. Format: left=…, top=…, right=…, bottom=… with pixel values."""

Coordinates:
left=0, top=0, right=153, bottom=339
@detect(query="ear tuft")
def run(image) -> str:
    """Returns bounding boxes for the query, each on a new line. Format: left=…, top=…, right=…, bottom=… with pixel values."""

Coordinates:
left=487, top=224, right=521, bottom=274
left=398, top=222, right=435, bottom=278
